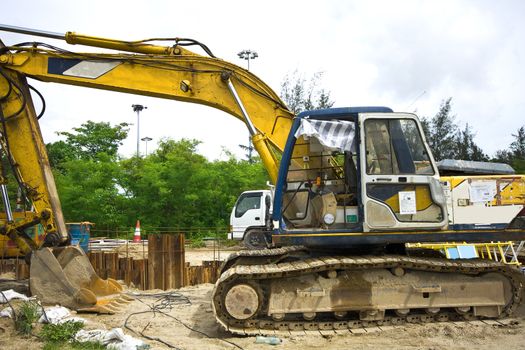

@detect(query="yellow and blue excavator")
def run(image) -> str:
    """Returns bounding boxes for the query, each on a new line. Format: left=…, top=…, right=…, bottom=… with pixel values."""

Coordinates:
left=0, top=24, right=524, bottom=330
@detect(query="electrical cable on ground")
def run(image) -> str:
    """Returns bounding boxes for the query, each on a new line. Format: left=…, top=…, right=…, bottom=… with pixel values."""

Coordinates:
left=0, top=289, right=17, bottom=328
left=123, top=291, right=244, bottom=350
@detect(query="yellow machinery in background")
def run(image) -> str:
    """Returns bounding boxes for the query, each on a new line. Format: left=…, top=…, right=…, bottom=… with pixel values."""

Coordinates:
left=0, top=212, right=44, bottom=257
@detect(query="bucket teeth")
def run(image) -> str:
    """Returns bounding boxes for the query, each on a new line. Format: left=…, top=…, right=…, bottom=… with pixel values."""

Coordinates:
left=76, top=294, right=133, bottom=314
left=121, top=294, right=135, bottom=302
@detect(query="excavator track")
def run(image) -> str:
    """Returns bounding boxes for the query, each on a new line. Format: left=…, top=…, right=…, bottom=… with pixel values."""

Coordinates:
left=212, top=247, right=525, bottom=335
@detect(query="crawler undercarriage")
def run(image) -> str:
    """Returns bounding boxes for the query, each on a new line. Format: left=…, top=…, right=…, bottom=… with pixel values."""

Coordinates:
left=212, top=247, right=524, bottom=334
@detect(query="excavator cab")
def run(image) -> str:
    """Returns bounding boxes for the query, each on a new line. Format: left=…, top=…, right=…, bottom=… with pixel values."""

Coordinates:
left=274, top=107, right=449, bottom=247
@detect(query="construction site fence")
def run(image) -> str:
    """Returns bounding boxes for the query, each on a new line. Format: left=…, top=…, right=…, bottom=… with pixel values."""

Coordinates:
left=2, top=233, right=223, bottom=290
left=89, top=233, right=222, bottom=290
left=90, top=226, right=229, bottom=239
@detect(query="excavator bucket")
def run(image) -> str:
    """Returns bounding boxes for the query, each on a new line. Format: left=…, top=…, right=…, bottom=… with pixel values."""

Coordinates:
left=29, top=246, right=133, bottom=313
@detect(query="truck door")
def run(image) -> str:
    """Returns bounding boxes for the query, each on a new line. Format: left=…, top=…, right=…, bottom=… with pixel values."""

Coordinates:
left=360, top=114, right=448, bottom=231
left=231, top=191, right=265, bottom=239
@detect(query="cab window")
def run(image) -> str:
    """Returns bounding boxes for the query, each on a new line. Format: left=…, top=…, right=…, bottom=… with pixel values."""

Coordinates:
left=235, top=193, right=262, bottom=218
left=365, top=119, right=434, bottom=175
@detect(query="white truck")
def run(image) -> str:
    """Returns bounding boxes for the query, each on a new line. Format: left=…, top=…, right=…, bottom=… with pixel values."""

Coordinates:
left=228, top=189, right=273, bottom=248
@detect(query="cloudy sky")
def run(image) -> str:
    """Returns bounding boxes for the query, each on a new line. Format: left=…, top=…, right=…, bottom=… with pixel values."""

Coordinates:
left=1, top=0, right=524, bottom=159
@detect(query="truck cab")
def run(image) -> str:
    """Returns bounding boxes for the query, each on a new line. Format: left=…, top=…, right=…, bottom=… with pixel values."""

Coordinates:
left=228, top=189, right=273, bottom=247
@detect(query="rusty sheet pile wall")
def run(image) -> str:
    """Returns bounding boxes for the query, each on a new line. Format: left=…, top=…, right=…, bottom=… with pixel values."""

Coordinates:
left=88, top=233, right=221, bottom=290
left=1, top=234, right=222, bottom=290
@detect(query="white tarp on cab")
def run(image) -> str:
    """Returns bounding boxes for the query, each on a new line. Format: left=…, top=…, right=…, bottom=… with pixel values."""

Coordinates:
left=295, top=119, right=356, bottom=152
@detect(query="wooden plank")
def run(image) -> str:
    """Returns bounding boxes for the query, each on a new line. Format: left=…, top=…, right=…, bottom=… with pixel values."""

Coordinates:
left=16, top=262, right=29, bottom=279
left=167, top=234, right=177, bottom=290
left=174, top=233, right=185, bottom=288
left=97, top=251, right=103, bottom=273
left=184, top=262, right=190, bottom=287
left=160, top=234, right=167, bottom=290
left=147, top=234, right=154, bottom=289
left=132, top=259, right=141, bottom=289
left=108, top=252, right=118, bottom=279
left=163, top=235, right=171, bottom=290
left=147, top=234, right=161, bottom=289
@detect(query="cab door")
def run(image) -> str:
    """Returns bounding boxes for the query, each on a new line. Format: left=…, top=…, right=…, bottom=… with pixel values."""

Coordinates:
left=230, top=191, right=265, bottom=239
left=359, top=113, right=448, bottom=231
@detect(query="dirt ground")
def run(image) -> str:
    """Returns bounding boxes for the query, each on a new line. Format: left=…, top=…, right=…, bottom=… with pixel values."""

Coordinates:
left=1, top=282, right=525, bottom=350
left=2, top=248, right=525, bottom=349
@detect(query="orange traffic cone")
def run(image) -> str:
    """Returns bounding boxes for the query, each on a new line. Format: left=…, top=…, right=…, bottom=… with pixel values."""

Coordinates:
left=133, top=220, right=141, bottom=242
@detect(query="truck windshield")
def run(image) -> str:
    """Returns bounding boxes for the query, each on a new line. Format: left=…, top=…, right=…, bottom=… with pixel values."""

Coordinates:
left=235, top=192, right=262, bottom=218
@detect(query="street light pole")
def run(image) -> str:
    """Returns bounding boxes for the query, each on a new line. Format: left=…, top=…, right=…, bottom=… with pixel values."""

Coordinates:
left=132, top=104, right=147, bottom=157
left=237, top=49, right=258, bottom=70
left=237, top=50, right=258, bottom=162
left=141, top=136, right=152, bottom=156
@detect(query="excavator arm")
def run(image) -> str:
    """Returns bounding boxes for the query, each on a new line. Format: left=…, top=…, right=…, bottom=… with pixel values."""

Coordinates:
left=0, top=27, right=296, bottom=246
left=0, top=28, right=294, bottom=182
left=0, top=25, right=294, bottom=313
left=0, top=62, right=68, bottom=252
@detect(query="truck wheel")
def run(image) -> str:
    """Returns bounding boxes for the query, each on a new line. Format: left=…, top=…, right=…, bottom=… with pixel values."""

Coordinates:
left=243, top=229, right=268, bottom=250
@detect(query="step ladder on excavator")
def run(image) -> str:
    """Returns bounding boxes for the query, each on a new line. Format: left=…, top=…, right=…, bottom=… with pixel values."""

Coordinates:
left=408, top=241, right=525, bottom=273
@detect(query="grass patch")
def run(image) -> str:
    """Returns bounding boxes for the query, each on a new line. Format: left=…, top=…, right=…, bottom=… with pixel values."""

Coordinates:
left=189, top=238, right=206, bottom=248
left=220, top=238, right=241, bottom=248
left=14, top=300, right=40, bottom=335
left=40, top=321, right=84, bottom=343
left=43, top=341, right=106, bottom=350
left=40, top=321, right=105, bottom=350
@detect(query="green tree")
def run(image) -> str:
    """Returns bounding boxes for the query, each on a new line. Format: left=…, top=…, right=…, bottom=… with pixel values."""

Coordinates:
left=455, top=123, right=488, bottom=161
left=280, top=71, right=335, bottom=114
left=422, top=98, right=458, bottom=161
left=54, top=154, right=128, bottom=226
left=121, top=139, right=268, bottom=229
left=510, top=126, right=525, bottom=160
left=46, top=141, right=77, bottom=170
left=48, top=121, right=129, bottom=163
left=494, top=125, right=525, bottom=173
left=422, top=98, right=487, bottom=161
left=47, top=121, right=130, bottom=227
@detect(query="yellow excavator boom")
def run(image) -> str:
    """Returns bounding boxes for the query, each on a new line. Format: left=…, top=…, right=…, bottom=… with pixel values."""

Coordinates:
left=0, top=25, right=294, bottom=313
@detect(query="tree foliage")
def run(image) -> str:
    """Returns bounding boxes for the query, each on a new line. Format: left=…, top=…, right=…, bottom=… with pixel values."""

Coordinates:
left=280, top=71, right=335, bottom=114
left=455, top=123, right=488, bottom=161
left=47, top=121, right=130, bottom=226
left=47, top=122, right=269, bottom=230
left=421, top=98, right=487, bottom=161
left=120, top=139, right=268, bottom=229
left=48, top=121, right=129, bottom=164
left=494, top=125, right=525, bottom=172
